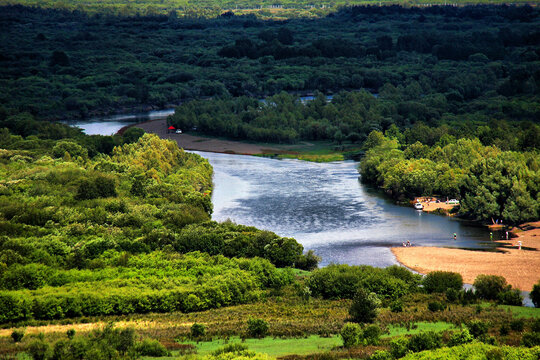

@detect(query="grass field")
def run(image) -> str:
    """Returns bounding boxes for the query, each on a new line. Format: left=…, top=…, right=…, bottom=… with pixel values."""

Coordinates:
left=178, top=335, right=341, bottom=357
left=384, top=321, right=457, bottom=337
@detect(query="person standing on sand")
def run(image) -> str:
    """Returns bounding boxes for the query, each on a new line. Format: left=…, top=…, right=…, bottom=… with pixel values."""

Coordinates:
left=490, top=232, right=493, bottom=241
left=453, top=233, right=457, bottom=240
left=506, top=231, right=509, bottom=240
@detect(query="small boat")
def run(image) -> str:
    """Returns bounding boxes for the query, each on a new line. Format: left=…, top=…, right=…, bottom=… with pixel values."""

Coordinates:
left=414, top=202, right=423, bottom=210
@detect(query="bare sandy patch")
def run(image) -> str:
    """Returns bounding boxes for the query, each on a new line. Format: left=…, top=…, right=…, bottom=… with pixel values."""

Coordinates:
left=133, top=119, right=282, bottom=155
left=392, top=221, right=540, bottom=291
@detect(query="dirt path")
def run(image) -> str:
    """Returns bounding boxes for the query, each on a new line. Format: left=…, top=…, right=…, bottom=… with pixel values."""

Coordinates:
left=134, top=119, right=283, bottom=155
left=392, top=221, right=540, bottom=291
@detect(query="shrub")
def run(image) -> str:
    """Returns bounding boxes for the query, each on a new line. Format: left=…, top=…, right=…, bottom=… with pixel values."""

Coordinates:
left=467, top=320, right=489, bottom=338
left=532, top=318, right=540, bottom=333
left=349, top=288, right=381, bottom=323
left=191, top=323, right=206, bottom=338
left=212, top=343, right=248, bottom=356
left=407, top=331, right=442, bottom=352
left=497, top=289, right=523, bottom=306
left=340, top=323, right=361, bottom=348
left=389, top=337, right=409, bottom=358
left=510, top=319, right=524, bottom=332
left=448, top=329, right=473, bottom=346
left=66, top=329, right=76, bottom=339
left=531, top=280, right=540, bottom=308
left=473, top=274, right=508, bottom=300
left=445, top=288, right=459, bottom=303
left=295, top=250, right=320, bottom=271
left=427, top=301, right=446, bottom=312
left=247, top=318, right=269, bottom=338
left=369, top=350, right=392, bottom=360
left=390, top=299, right=403, bottom=313
left=76, top=174, right=117, bottom=200
left=521, top=332, right=540, bottom=347
left=136, top=338, right=168, bottom=356
left=499, top=324, right=509, bottom=336
left=422, top=271, right=463, bottom=293
left=28, top=339, right=50, bottom=360
left=362, top=324, right=381, bottom=345
left=11, top=330, right=24, bottom=343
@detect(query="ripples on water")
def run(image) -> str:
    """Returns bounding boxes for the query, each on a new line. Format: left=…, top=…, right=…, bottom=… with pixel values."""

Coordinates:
left=198, top=151, right=494, bottom=267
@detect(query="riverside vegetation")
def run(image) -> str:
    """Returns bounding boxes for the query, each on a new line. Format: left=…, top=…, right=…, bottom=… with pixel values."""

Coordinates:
left=1, top=2, right=540, bottom=359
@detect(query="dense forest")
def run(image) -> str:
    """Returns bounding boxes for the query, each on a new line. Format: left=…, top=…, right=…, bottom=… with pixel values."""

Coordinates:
left=1, top=0, right=536, bottom=18
left=1, top=5, right=539, bottom=121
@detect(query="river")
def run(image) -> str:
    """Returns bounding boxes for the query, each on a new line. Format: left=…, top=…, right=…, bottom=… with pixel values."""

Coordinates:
left=67, top=111, right=495, bottom=268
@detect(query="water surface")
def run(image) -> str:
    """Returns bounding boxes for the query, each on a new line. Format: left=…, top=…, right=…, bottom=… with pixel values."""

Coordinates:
left=197, top=151, right=494, bottom=267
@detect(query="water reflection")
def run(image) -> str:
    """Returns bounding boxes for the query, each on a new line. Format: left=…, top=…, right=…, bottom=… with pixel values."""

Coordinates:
left=196, top=151, right=494, bottom=267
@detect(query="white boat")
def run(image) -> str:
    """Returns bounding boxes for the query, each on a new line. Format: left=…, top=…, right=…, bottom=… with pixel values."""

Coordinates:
left=414, top=202, right=423, bottom=210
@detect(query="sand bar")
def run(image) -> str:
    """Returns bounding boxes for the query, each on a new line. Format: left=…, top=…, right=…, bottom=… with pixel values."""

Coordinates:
left=133, top=119, right=283, bottom=155
left=392, top=221, right=540, bottom=291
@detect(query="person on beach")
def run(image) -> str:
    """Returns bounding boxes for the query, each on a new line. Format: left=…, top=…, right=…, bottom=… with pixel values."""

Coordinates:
left=490, top=232, right=493, bottom=241
left=506, top=231, right=509, bottom=240
left=453, top=233, right=457, bottom=240
left=406, top=240, right=411, bottom=247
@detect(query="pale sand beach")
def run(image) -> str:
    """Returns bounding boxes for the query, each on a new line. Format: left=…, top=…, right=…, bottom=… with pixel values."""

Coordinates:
left=392, top=221, right=540, bottom=291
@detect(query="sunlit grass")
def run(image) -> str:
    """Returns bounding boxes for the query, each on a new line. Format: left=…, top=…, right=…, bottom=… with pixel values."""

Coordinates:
left=177, top=335, right=341, bottom=357
left=384, top=321, right=457, bottom=337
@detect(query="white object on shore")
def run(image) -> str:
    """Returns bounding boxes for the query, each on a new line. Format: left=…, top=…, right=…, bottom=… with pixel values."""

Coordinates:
left=414, top=202, right=423, bottom=210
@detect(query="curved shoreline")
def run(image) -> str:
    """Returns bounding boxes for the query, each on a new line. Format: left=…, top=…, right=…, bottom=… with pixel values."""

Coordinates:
left=392, top=221, right=540, bottom=291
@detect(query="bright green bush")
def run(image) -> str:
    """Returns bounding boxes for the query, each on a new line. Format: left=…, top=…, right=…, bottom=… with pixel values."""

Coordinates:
left=400, top=342, right=540, bottom=360
left=390, top=337, right=410, bottom=358
left=448, top=329, right=473, bottom=346
left=362, top=324, right=382, bottom=345
left=422, top=271, right=463, bottom=294
left=340, top=322, right=362, bottom=348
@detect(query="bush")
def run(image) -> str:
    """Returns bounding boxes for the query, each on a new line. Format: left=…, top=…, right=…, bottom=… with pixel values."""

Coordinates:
left=390, top=299, right=403, bottom=313
left=369, top=350, right=392, bottom=360
left=467, top=320, right=489, bottom=338
left=427, top=301, right=446, bottom=312
left=521, top=332, right=540, bottom=347
left=28, top=339, right=50, bottom=360
left=212, top=343, right=248, bottom=356
left=499, top=324, right=509, bottom=336
left=497, top=289, right=523, bottom=306
left=340, top=322, right=361, bottom=348
left=191, top=323, right=206, bottom=338
left=510, top=319, right=524, bottom=332
left=445, top=288, right=459, bottom=303
left=389, top=337, right=409, bottom=358
left=11, top=330, right=24, bottom=343
left=136, top=338, right=168, bottom=356
left=532, top=318, right=540, bottom=333
left=530, top=280, right=540, bottom=308
left=295, top=250, right=320, bottom=271
left=247, top=318, right=269, bottom=338
left=349, top=288, right=381, bottom=323
left=407, top=331, right=442, bottom=353
left=362, top=324, right=381, bottom=345
left=422, top=271, right=463, bottom=293
left=473, top=274, right=508, bottom=300
left=66, top=329, right=75, bottom=339
left=448, top=329, right=473, bottom=346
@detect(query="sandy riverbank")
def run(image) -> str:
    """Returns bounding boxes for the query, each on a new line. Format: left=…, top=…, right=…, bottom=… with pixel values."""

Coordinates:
left=133, top=119, right=284, bottom=155
left=392, top=221, right=540, bottom=291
